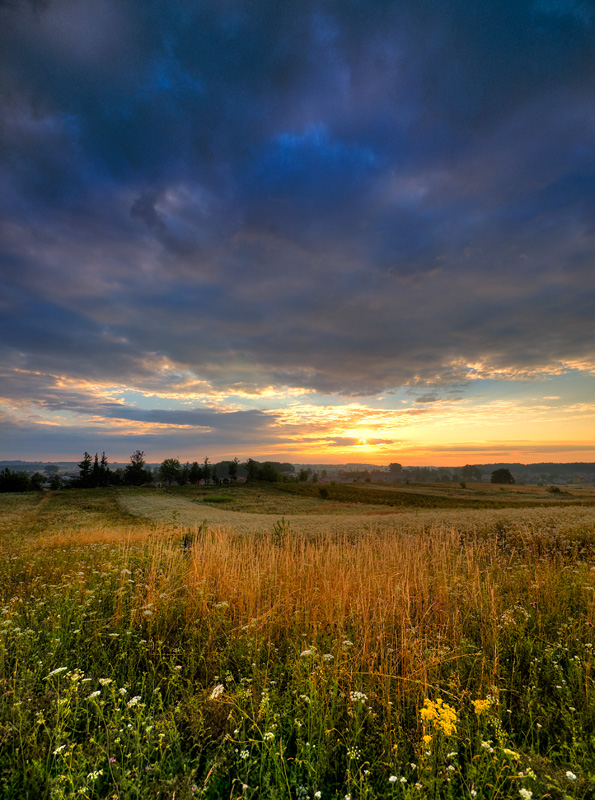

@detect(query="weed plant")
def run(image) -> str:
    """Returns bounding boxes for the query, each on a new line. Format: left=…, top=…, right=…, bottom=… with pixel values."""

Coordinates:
left=1, top=491, right=594, bottom=798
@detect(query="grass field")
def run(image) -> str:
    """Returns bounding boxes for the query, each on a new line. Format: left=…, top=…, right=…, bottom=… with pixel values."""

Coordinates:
left=1, top=484, right=594, bottom=799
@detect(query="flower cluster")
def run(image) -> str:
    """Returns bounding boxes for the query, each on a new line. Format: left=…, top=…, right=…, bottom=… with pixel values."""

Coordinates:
left=420, top=697, right=457, bottom=737
left=472, top=697, right=493, bottom=716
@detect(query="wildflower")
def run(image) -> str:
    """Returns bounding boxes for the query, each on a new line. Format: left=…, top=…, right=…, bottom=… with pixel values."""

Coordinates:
left=420, top=698, right=457, bottom=736
left=566, top=771, right=577, bottom=780
left=323, top=653, right=334, bottom=661
left=98, top=678, right=112, bottom=686
left=389, top=776, right=398, bottom=783
left=88, top=691, right=101, bottom=699
left=314, top=793, right=322, bottom=799
left=46, top=667, right=68, bottom=678
left=239, top=749, right=249, bottom=760
left=264, top=731, right=274, bottom=741
left=53, top=745, right=67, bottom=755
left=119, top=687, right=127, bottom=695
left=127, top=695, right=141, bottom=707
left=342, top=640, right=353, bottom=648
left=300, top=649, right=314, bottom=657
left=210, top=684, right=225, bottom=700
left=109, top=757, right=116, bottom=764
left=350, top=690, right=368, bottom=704
left=472, top=698, right=492, bottom=715
left=87, top=770, right=104, bottom=781
left=519, top=790, right=532, bottom=799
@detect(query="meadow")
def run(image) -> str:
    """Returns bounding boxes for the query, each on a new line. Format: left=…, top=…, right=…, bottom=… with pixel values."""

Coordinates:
left=1, top=483, right=594, bottom=799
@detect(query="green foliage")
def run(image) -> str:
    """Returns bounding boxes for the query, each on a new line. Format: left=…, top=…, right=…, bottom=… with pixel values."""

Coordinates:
left=202, top=495, right=235, bottom=504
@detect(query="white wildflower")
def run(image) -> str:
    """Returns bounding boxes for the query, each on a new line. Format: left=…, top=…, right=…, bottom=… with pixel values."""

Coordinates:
left=210, top=684, right=225, bottom=700
left=127, top=695, right=141, bottom=707
left=46, top=667, right=68, bottom=678
left=566, top=771, right=577, bottom=780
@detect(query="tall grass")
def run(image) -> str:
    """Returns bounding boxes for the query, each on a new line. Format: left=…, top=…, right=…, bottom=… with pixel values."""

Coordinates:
left=1, top=496, right=594, bottom=798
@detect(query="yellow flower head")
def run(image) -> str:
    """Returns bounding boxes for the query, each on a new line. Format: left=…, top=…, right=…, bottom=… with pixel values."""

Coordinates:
left=420, top=698, right=457, bottom=736
left=472, top=698, right=493, bottom=716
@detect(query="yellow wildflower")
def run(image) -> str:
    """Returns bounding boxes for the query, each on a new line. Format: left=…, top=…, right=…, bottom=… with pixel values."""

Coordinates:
left=420, top=698, right=457, bottom=737
left=472, top=698, right=493, bottom=716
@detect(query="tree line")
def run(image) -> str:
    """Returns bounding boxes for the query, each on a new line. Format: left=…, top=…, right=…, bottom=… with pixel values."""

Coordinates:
left=0, top=451, right=300, bottom=493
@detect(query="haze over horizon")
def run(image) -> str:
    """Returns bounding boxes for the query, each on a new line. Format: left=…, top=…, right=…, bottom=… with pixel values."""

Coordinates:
left=1, top=1, right=594, bottom=466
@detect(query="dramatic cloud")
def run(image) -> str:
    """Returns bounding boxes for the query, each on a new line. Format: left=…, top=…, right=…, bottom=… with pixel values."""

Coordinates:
left=1, top=0, right=594, bottom=462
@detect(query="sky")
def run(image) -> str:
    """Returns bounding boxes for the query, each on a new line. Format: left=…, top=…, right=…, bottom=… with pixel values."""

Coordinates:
left=1, top=0, right=594, bottom=467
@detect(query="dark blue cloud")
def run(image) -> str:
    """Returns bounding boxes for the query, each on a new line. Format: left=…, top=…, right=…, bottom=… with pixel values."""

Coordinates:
left=1, top=0, right=594, bottom=420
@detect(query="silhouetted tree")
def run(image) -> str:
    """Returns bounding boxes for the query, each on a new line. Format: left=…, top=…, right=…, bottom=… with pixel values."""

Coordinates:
left=159, top=458, right=182, bottom=485
left=49, top=474, right=64, bottom=490
left=78, top=452, right=93, bottom=487
left=228, top=457, right=240, bottom=481
left=244, top=458, right=259, bottom=482
left=188, top=462, right=203, bottom=484
left=0, top=469, right=31, bottom=492
left=30, top=472, right=46, bottom=490
left=125, top=450, right=151, bottom=485
left=491, top=468, right=515, bottom=485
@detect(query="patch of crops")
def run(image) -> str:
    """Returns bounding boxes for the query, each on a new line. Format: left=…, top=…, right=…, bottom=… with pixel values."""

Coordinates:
left=275, top=481, right=580, bottom=509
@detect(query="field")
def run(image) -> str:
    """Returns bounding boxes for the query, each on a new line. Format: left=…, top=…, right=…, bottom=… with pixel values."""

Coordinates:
left=1, top=483, right=595, bottom=799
